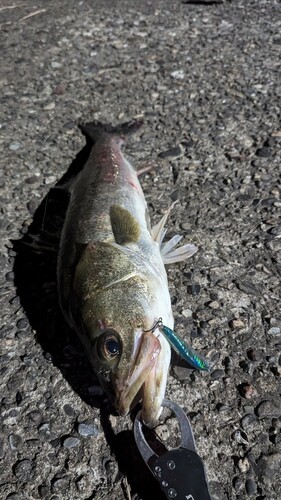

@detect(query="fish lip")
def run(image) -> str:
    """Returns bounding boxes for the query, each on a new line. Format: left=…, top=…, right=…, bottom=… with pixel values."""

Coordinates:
left=114, top=330, right=161, bottom=417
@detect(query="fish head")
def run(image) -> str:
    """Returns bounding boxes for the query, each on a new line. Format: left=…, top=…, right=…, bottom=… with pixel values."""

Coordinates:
left=73, top=242, right=171, bottom=426
left=82, top=287, right=171, bottom=427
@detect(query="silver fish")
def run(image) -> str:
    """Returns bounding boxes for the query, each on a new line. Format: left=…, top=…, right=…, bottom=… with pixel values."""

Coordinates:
left=57, top=121, right=197, bottom=426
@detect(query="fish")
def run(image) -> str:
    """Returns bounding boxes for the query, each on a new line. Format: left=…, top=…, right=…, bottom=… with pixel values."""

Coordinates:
left=57, top=120, right=198, bottom=426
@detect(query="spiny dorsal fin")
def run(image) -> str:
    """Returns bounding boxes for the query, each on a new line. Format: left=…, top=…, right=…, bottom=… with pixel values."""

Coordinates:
left=110, top=205, right=141, bottom=245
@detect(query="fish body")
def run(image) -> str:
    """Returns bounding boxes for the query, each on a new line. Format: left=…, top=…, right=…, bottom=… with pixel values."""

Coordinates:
left=57, top=121, right=197, bottom=425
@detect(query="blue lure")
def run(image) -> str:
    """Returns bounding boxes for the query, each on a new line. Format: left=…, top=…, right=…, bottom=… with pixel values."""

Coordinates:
left=152, top=319, right=209, bottom=371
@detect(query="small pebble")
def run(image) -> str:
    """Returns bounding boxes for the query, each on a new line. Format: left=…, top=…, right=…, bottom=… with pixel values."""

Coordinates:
left=241, top=414, right=257, bottom=431
left=5, top=271, right=15, bottom=282
left=171, top=69, right=185, bottom=80
left=9, top=142, right=21, bottom=151
left=229, top=318, right=244, bottom=329
left=268, top=225, right=281, bottom=236
left=50, top=438, right=60, bottom=449
left=235, top=280, right=260, bottom=295
left=257, top=452, right=281, bottom=478
left=158, top=145, right=184, bottom=159
left=52, top=477, right=69, bottom=492
left=256, top=147, right=271, bottom=158
left=28, top=410, right=42, bottom=425
left=13, top=459, right=35, bottom=481
left=233, top=476, right=244, bottom=492
left=186, top=284, right=201, bottom=295
left=239, top=383, right=257, bottom=399
left=267, top=239, right=281, bottom=252
left=210, top=369, right=224, bottom=380
left=27, top=200, right=38, bottom=215
left=245, top=478, right=257, bottom=495
left=9, top=434, right=22, bottom=451
left=77, top=423, right=99, bottom=437
left=44, top=175, right=57, bottom=185
left=25, top=175, right=39, bottom=184
left=256, top=400, right=280, bottom=418
left=51, top=61, right=62, bottom=68
left=216, top=403, right=232, bottom=412
left=237, top=457, right=250, bottom=473
left=38, top=423, right=51, bottom=438
left=208, top=481, right=226, bottom=500
left=208, top=300, right=220, bottom=309
left=261, top=197, right=277, bottom=206
left=43, top=102, right=56, bottom=111
left=268, top=327, right=281, bottom=336
left=170, top=189, right=181, bottom=201
left=38, top=485, right=49, bottom=498
left=63, top=404, right=76, bottom=417
left=16, top=318, right=29, bottom=330
left=247, top=349, right=262, bottom=361
left=62, top=437, right=80, bottom=449
left=53, top=82, right=66, bottom=95
left=76, top=475, right=90, bottom=492
left=182, top=308, right=193, bottom=318
left=173, top=365, right=193, bottom=381
left=232, top=429, right=248, bottom=445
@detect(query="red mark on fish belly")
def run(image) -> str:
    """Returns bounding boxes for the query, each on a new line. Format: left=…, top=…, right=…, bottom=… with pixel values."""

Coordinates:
left=129, top=180, right=139, bottom=190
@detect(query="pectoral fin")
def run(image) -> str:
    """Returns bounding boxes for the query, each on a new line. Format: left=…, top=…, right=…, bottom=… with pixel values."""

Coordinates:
left=110, top=205, right=141, bottom=245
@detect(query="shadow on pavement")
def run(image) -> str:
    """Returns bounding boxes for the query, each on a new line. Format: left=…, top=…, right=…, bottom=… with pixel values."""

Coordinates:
left=12, top=137, right=100, bottom=407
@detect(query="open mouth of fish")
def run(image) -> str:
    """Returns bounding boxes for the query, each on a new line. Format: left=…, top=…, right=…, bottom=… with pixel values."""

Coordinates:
left=113, top=329, right=166, bottom=426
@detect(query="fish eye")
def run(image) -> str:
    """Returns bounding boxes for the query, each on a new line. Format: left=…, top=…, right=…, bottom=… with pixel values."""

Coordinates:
left=97, top=332, right=121, bottom=361
left=105, top=336, right=120, bottom=357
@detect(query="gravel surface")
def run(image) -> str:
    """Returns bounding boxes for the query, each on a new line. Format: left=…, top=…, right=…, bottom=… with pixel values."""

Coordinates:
left=1, top=0, right=281, bottom=499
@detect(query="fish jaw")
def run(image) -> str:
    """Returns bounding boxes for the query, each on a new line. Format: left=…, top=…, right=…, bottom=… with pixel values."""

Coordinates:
left=141, top=328, right=171, bottom=427
left=114, top=330, right=162, bottom=418
left=113, top=328, right=171, bottom=427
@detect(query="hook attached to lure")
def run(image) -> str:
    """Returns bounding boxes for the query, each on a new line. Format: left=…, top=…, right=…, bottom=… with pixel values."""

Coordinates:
left=147, top=318, right=209, bottom=371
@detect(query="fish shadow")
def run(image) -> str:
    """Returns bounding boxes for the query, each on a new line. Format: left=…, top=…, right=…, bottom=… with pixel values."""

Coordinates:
left=12, top=137, right=101, bottom=407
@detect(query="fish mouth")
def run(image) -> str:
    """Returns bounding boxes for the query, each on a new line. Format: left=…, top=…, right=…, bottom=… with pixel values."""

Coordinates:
left=114, top=329, right=171, bottom=427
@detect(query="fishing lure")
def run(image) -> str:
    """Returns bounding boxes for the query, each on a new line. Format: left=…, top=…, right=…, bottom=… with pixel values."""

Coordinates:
left=150, top=318, right=209, bottom=371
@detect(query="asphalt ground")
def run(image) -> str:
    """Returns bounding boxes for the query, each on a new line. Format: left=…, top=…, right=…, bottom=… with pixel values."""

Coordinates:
left=1, top=0, right=281, bottom=499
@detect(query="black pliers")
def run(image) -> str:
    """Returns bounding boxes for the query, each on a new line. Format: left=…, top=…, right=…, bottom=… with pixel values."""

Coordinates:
left=134, top=399, right=211, bottom=500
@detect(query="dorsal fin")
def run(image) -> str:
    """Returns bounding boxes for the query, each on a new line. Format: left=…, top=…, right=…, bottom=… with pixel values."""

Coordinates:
left=110, top=205, right=141, bottom=245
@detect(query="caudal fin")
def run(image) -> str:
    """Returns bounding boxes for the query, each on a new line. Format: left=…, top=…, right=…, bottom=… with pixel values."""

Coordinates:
left=78, top=120, right=143, bottom=143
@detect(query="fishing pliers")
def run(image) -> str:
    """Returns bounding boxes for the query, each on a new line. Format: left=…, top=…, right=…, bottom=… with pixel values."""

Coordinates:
left=134, top=399, right=211, bottom=500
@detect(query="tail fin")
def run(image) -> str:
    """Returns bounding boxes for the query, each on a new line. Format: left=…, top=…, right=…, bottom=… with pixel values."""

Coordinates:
left=78, top=120, right=143, bottom=143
